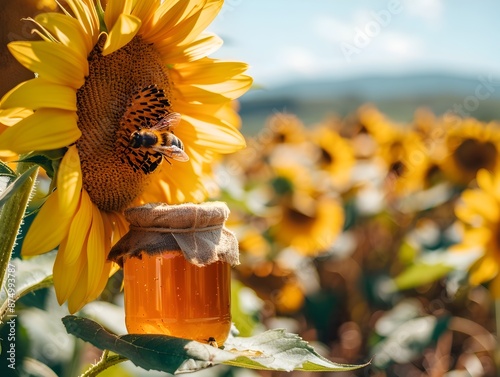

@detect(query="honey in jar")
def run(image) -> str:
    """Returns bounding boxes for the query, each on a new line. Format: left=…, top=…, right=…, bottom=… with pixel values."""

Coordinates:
left=123, top=250, right=232, bottom=343
left=109, top=202, right=239, bottom=346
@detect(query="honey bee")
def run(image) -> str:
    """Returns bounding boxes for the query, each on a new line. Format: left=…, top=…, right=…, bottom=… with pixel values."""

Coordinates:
left=129, top=112, right=189, bottom=163
left=206, top=337, right=218, bottom=348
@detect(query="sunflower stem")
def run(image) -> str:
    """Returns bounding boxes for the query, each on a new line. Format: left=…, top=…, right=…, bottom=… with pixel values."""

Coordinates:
left=79, top=350, right=128, bottom=377
left=0, top=161, right=38, bottom=288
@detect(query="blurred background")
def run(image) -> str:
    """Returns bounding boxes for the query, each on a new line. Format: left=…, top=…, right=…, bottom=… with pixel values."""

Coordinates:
left=210, top=0, right=500, bottom=134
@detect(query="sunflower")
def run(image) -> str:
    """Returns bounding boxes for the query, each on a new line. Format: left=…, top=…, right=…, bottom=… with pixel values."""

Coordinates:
left=452, top=169, right=500, bottom=296
left=0, top=0, right=251, bottom=312
left=439, top=119, right=500, bottom=185
left=310, top=124, right=355, bottom=192
left=347, top=105, right=393, bottom=160
left=270, top=193, right=344, bottom=256
left=267, top=163, right=344, bottom=256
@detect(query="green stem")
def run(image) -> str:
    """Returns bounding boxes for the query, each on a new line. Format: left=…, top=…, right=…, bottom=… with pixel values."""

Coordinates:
left=80, top=350, right=128, bottom=377
left=0, top=162, right=38, bottom=287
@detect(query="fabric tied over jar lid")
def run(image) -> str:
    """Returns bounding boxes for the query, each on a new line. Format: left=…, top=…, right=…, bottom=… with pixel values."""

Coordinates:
left=109, top=202, right=239, bottom=267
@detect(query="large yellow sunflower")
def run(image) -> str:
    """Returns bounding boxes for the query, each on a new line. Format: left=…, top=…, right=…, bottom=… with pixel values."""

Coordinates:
left=0, top=0, right=251, bottom=312
left=452, top=169, right=500, bottom=296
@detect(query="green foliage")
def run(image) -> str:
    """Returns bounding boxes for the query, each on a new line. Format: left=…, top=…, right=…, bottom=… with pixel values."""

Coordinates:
left=0, top=165, right=38, bottom=208
left=393, top=262, right=454, bottom=291
left=0, top=160, right=15, bottom=178
left=62, top=316, right=368, bottom=374
left=0, top=252, right=55, bottom=320
left=18, top=149, right=65, bottom=179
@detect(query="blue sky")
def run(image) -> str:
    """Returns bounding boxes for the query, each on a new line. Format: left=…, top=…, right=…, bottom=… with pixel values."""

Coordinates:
left=209, top=0, right=500, bottom=88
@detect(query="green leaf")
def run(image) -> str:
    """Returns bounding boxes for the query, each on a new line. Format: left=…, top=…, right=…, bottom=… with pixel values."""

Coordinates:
left=393, top=262, right=453, bottom=290
left=62, top=316, right=236, bottom=374
left=0, top=160, right=15, bottom=178
left=223, top=329, right=368, bottom=372
left=0, top=251, right=55, bottom=319
left=62, top=316, right=368, bottom=374
left=19, top=149, right=65, bottom=179
left=0, top=165, right=38, bottom=208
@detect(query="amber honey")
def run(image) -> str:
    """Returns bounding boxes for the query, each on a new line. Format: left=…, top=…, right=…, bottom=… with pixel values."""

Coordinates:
left=123, top=250, right=232, bottom=344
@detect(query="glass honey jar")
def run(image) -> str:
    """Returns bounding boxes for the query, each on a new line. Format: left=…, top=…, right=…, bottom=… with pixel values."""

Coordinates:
left=109, top=202, right=239, bottom=345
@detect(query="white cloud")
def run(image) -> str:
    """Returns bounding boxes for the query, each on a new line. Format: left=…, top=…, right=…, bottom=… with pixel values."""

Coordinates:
left=280, top=46, right=317, bottom=75
left=313, top=15, right=356, bottom=44
left=377, top=32, right=425, bottom=60
left=403, top=0, right=444, bottom=25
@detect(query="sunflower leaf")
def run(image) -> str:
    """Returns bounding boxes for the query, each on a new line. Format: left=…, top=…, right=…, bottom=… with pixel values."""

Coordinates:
left=18, top=149, right=65, bottom=179
left=393, top=262, right=453, bottom=290
left=62, top=316, right=237, bottom=374
left=0, top=165, right=38, bottom=208
left=0, top=251, right=55, bottom=320
left=223, top=329, right=369, bottom=372
left=0, top=160, right=15, bottom=178
left=62, top=316, right=368, bottom=374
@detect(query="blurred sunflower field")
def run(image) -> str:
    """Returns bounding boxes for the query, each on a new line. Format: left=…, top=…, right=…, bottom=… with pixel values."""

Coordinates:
left=2, top=1, right=500, bottom=377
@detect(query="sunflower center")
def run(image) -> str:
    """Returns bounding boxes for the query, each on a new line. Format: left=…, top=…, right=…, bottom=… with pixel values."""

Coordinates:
left=286, top=206, right=316, bottom=225
left=453, top=138, right=497, bottom=173
left=319, top=147, right=333, bottom=166
left=76, top=35, right=173, bottom=212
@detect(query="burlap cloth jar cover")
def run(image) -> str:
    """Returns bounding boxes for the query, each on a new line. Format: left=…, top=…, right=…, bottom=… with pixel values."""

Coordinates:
left=109, top=201, right=239, bottom=266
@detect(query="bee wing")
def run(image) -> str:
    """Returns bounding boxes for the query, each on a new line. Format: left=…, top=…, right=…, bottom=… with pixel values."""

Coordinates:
left=153, top=145, right=189, bottom=162
left=150, top=112, right=181, bottom=131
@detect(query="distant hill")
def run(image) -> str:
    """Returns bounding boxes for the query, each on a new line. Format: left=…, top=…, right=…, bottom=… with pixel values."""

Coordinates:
left=239, top=73, right=500, bottom=135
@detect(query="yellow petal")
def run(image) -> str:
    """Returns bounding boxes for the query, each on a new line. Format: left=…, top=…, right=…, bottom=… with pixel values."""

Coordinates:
left=476, top=169, right=493, bottom=194
left=174, top=84, right=226, bottom=104
left=104, top=211, right=129, bottom=246
left=0, top=109, right=80, bottom=154
left=176, top=0, right=223, bottom=46
left=57, top=146, right=82, bottom=213
left=174, top=76, right=252, bottom=104
left=102, top=14, right=142, bottom=56
left=460, top=190, right=499, bottom=223
left=180, top=115, right=246, bottom=154
left=53, top=236, right=85, bottom=304
left=0, top=108, right=33, bottom=127
left=0, top=79, right=77, bottom=111
left=470, top=255, right=498, bottom=285
left=460, top=227, right=491, bottom=246
left=87, top=261, right=113, bottom=304
left=62, top=189, right=93, bottom=266
left=104, top=0, right=134, bottom=32
left=174, top=59, right=249, bottom=84
left=195, top=75, right=253, bottom=100
left=63, top=0, right=100, bottom=46
left=181, top=115, right=246, bottom=153
left=132, top=0, right=160, bottom=30
left=158, top=32, right=222, bottom=63
left=141, top=0, right=189, bottom=41
left=144, top=0, right=196, bottom=43
left=8, top=41, right=88, bottom=89
left=22, top=192, right=70, bottom=256
left=86, top=204, right=105, bottom=296
left=173, top=102, right=241, bottom=129
left=67, top=259, right=90, bottom=313
left=35, top=12, right=91, bottom=59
